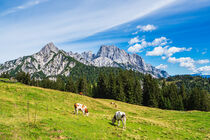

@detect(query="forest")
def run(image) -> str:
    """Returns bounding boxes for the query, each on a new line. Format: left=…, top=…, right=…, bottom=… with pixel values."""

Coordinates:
left=1, top=70, right=209, bottom=111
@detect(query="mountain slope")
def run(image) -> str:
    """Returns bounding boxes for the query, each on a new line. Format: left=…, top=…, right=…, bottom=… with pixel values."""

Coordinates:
left=0, top=80, right=209, bottom=139
left=0, top=42, right=169, bottom=78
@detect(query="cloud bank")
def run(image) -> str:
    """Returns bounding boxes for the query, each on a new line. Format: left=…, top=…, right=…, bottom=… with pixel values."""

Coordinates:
left=168, top=57, right=210, bottom=74
left=128, top=37, right=168, bottom=53
left=146, top=46, right=192, bottom=57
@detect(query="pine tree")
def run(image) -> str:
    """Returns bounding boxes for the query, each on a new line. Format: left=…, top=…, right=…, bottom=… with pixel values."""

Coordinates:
left=55, top=77, right=65, bottom=91
left=108, top=72, right=117, bottom=99
left=125, top=77, right=135, bottom=104
left=168, top=83, right=184, bottom=110
left=134, top=79, right=142, bottom=105
left=116, top=76, right=126, bottom=102
left=25, top=73, right=31, bottom=85
left=179, top=83, right=187, bottom=110
left=97, top=73, right=108, bottom=98
left=78, top=77, right=88, bottom=94
left=143, top=74, right=159, bottom=107
left=66, top=77, right=76, bottom=92
left=188, top=88, right=210, bottom=111
left=199, top=90, right=210, bottom=111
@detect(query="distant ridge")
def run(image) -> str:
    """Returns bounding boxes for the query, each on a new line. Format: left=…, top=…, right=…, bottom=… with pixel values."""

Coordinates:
left=191, top=74, right=210, bottom=78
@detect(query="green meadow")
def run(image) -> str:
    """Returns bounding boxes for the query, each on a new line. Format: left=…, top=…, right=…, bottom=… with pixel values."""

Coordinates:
left=0, top=80, right=209, bottom=140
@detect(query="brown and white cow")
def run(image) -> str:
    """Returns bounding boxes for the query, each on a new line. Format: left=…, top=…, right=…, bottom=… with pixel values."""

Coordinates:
left=74, top=103, right=89, bottom=116
left=112, top=111, right=126, bottom=129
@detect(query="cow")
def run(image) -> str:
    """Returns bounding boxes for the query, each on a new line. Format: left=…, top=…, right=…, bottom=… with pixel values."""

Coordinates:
left=110, top=102, right=118, bottom=108
left=112, top=111, right=126, bottom=129
left=74, top=103, right=89, bottom=116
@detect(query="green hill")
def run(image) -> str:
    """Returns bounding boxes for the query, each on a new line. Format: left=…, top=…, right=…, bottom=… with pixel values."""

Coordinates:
left=0, top=80, right=209, bottom=139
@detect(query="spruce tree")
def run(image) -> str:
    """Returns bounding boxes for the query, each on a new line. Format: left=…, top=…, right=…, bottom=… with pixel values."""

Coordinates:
left=179, top=83, right=187, bottom=109
left=55, top=77, right=65, bottom=91
left=78, top=77, right=88, bottom=94
left=134, top=79, right=142, bottom=105
left=66, top=77, right=76, bottom=92
left=143, top=74, right=159, bottom=107
left=116, top=76, right=126, bottom=102
left=108, top=72, right=117, bottom=99
left=97, top=73, right=108, bottom=98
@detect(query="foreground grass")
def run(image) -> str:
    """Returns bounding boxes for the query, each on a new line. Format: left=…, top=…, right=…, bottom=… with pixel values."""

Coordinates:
left=0, top=81, right=209, bottom=140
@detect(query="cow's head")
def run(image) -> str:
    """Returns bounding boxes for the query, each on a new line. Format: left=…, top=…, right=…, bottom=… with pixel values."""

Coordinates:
left=85, top=108, right=89, bottom=116
left=112, top=115, right=116, bottom=124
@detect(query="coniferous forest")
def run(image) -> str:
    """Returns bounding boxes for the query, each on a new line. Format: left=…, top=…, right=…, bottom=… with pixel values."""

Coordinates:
left=1, top=70, right=209, bottom=111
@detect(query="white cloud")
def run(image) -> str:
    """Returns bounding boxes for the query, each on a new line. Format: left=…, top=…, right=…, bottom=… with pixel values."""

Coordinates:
left=128, top=36, right=140, bottom=45
left=1, top=0, right=49, bottom=16
left=161, top=56, right=166, bottom=60
left=137, top=24, right=157, bottom=32
left=150, top=37, right=168, bottom=46
left=168, top=57, right=196, bottom=72
left=196, top=59, right=209, bottom=64
left=197, top=66, right=210, bottom=74
left=156, top=64, right=167, bottom=70
left=167, top=57, right=210, bottom=74
left=167, top=47, right=191, bottom=56
left=128, top=37, right=169, bottom=53
left=146, top=46, right=165, bottom=56
left=146, top=46, right=191, bottom=57
left=128, top=43, right=144, bottom=53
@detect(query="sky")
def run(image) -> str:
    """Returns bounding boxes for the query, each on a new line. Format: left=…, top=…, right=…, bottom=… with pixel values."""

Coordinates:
left=0, top=0, right=210, bottom=75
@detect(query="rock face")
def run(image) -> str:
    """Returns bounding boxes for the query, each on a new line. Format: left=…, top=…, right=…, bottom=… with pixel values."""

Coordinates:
left=0, top=43, right=169, bottom=78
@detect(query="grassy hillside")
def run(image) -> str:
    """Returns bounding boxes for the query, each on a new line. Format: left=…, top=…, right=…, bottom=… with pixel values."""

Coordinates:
left=0, top=80, right=209, bottom=140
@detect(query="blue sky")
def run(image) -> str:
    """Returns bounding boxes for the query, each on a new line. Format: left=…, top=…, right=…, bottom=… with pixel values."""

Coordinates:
left=0, top=0, right=210, bottom=75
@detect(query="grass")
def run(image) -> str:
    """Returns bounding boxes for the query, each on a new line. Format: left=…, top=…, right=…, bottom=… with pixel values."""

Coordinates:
left=0, top=81, right=209, bottom=140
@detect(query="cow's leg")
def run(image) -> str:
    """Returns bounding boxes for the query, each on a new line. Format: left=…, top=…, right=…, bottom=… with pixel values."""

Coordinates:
left=118, top=120, right=120, bottom=126
left=74, top=108, right=76, bottom=114
left=122, top=120, right=125, bottom=129
left=123, top=117, right=126, bottom=129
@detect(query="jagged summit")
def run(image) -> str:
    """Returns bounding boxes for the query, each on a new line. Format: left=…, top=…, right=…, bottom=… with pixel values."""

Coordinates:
left=96, top=45, right=126, bottom=58
left=39, top=42, right=59, bottom=54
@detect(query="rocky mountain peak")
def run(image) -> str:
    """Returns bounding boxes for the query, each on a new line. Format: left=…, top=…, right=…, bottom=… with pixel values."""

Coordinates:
left=81, top=51, right=94, bottom=61
left=96, top=45, right=127, bottom=59
left=39, top=42, right=59, bottom=54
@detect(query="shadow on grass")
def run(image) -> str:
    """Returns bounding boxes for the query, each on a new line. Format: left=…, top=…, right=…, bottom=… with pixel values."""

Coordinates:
left=109, top=122, right=116, bottom=126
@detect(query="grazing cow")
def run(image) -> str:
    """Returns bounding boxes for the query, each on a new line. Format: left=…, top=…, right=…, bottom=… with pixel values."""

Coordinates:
left=110, top=102, right=115, bottom=105
left=74, top=103, right=89, bottom=116
left=112, top=111, right=126, bottom=129
left=110, top=102, right=118, bottom=108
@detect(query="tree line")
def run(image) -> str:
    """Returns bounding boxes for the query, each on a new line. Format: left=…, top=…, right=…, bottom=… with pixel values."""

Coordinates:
left=1, top=71, right=209, bottom=111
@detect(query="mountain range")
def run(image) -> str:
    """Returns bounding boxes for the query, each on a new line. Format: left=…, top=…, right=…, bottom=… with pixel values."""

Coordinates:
left=0, top=42, right=169, bottom=79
